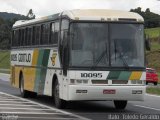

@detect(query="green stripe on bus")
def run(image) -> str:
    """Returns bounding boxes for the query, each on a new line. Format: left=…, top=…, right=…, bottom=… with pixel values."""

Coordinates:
left=38, top=49, right=50, bottom=94
left=118, top=71, right=131, bottom=80
left=107, top=71, right=121, bottom=80
left=34, top=49, right=45, bottom=92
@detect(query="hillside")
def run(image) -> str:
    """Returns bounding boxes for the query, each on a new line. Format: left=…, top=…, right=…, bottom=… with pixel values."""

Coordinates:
left=0, top=12, right=28, bottom=20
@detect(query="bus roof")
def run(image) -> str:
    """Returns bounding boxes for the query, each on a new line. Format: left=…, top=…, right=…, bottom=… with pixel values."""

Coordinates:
left=63, top=9, right=143, bottom=21
left=13, top=9, right=144, bottom=28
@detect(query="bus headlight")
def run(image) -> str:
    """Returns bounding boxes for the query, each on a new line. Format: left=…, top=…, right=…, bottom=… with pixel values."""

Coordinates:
left=130, top=80, right=145, bottom=85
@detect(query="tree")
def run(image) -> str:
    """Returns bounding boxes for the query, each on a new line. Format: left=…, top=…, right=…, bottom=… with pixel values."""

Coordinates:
left=130, top=7, right=160, bottom=28
left=145, top=8, right=150, bottom=13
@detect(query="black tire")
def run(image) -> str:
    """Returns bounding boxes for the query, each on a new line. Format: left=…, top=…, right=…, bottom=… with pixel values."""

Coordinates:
left=154, top=82, right=158, bottom=86
left=146, top=81, right=148, bottom=85
left=20, top=74, right=30, bottom=98
left=53, top=80, right=66, bottom=109
left=20, top=74, right=37, bottom=98
left=114, top=100, right=127, bottom=110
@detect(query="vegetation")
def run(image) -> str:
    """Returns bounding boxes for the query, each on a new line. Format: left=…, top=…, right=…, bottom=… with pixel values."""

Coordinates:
left=0, top=51, right=10, bottom=69
left=146, top=87, right=160, bottom=95
left=145, top=27, right=160, bottom=39
left=0, top=9, right=35, bottom=50
left=130, top=7, right=160, bottom=28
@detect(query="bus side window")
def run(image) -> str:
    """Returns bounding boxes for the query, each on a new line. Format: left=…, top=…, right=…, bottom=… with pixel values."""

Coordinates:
left=21, top=29, right=25, bottom=46
left=51, top=23, right=55, bottom=44
left=19, top=29, right=22, bottom=46
left=54, top=22, right=59, bottom=44
left=13, top=30, right=19, bottom=47
left=27, top=27, right=32, bottom=46
left=35, top=26, right=40, bottom=45
left=32, top=26, right=36, bottom=45
left=24, top=28, right=28, bottom=46
left=61, top=20, right=69, bottom=39
left=41, top=24, right=45, bottom=45
left=41, top=23, right=50, bottom=45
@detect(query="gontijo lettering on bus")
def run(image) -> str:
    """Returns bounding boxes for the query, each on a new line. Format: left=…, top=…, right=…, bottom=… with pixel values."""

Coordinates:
left=11, top=53, right=31, bottom=63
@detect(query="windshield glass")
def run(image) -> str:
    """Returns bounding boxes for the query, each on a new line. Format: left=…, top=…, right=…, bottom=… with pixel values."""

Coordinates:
left=69, top=22, right=144, bottom=68
left=110, top=24, right=144, bottom=67
left=69, top=23, right=109, bottom=67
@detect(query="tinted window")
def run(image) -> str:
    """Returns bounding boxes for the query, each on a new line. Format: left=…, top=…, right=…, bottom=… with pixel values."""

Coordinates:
left=12, top=30, right=19, bottom=46
left=27, top=27, right=32, bottom=45
left=35, top=26, right=40, bottom=45
left=41, top=23, right=50, bottom=45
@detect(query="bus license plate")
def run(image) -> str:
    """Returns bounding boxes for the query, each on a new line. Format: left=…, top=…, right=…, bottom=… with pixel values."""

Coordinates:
left=103, top=89, right=116, bottom=94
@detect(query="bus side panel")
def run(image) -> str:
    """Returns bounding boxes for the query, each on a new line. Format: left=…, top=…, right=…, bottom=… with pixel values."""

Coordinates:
left=43, top=49, right=62, bottom=97
left=23, top=67, right=36, bottom=92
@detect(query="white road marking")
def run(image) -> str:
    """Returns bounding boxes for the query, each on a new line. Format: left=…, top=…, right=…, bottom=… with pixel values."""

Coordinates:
left=146, top=93, right=160, bottom=98
left=0, top=112, right=61, bottom=114
left=17, top=117, right=75, bottom=120
left=0, top=104, right=39, bottom=107
left=0, top=92, right=90, bottom=120
left=134, top=105, right=160, bottom=111
left=0, top=101, right=32, bottom=103
left=0, top=107, right=53, bottom=111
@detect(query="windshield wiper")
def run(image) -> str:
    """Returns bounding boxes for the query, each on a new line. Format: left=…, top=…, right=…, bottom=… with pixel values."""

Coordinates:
left=91, top=43, right=108, bottom=70
left=114, top=40, right=129, bottom=69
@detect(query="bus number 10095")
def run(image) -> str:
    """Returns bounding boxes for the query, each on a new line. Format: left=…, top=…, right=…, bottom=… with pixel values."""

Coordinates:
left=81, top=73, right=102, bottom=78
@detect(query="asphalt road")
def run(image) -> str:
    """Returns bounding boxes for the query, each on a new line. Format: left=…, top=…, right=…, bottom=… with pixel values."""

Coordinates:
left=0, top=73, right=160, bottom=120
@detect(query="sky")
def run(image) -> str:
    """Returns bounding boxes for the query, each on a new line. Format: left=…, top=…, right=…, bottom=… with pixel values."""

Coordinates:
left=0, top=0, right=160, bottom=18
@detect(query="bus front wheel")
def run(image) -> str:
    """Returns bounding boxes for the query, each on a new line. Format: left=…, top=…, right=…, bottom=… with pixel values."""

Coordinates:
left=114, top=100, right=127, bottom=110
left=54, top=80, right=66, bottom=109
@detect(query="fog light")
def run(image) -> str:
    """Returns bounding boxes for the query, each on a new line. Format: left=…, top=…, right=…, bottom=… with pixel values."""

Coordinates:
left=76, top=79, right=82, bottom=84
left=70, top=79, right=75, bottom=84
left=131, top=80, right=136, bottom=84
left=137, top=80, right=142, bottom=84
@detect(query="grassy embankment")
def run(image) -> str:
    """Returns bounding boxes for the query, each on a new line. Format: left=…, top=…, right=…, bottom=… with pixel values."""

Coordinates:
left=145, top=27, right=160, bottom=81
left=147, top=86, right=160, bottom=95
left=145, top=27, right=160, bottom=95
left=0, top=50, right=10, bottom=74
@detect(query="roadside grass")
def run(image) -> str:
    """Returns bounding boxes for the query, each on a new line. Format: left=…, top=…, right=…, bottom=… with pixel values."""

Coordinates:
left=0, top=50, right=10, bottom=69
left=0, top=70, right=10, bottom=74
left=150, top=42, right=160, bottom=51
left=146, top=87, right=160, bottom=95
left=145, top=27, right=160, bottom=39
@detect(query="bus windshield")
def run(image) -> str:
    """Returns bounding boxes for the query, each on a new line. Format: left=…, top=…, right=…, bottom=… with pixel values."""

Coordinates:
left=69, top=22, right=144, bottom=68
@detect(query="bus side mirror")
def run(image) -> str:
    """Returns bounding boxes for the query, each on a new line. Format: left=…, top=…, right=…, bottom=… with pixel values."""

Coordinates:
left=62, top=31, right=69, bottom=76
left=145, top=34, right=151, bottom=51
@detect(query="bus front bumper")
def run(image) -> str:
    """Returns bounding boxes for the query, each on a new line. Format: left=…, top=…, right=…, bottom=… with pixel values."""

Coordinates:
left=68, top=85, right=146, bottom=101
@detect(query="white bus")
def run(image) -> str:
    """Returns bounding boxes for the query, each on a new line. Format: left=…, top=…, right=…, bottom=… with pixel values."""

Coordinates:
left=11, top=9, right=146, bottom=109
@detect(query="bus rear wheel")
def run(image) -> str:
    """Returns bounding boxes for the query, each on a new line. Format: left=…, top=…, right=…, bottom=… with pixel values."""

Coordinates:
left=114, top=100, right=127, bottom=110
left=53, top=80, right=66, bottom=109
left=20, top=74, right=37, bottom=98
left=20, top=74, right=30, bottom=98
